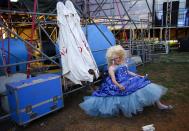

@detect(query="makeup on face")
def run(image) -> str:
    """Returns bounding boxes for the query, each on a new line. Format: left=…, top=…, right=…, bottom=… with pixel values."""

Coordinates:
left=112, top=56, right=123, bottom=65
left=112, top=56, right=121, bottom=61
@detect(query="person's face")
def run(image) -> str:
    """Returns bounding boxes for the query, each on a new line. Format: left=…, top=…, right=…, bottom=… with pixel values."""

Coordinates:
left=112, top=56, right=122, bottom=65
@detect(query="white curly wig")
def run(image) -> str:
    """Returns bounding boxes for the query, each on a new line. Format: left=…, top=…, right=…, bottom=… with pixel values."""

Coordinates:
left=106, top=45, right=126, bottom=66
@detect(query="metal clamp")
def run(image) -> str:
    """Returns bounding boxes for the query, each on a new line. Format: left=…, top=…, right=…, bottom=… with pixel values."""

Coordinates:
left=53, top=96, right=58, bottom=103
left=51, top=96, right=58, bottom=110
left=25, top=105, right=38, bottom=119
left=25, top=105, right=32, bottom=113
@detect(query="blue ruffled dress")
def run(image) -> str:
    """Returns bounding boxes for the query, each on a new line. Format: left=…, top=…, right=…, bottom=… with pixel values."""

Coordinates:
left=79, top=65, right=167, bottom=117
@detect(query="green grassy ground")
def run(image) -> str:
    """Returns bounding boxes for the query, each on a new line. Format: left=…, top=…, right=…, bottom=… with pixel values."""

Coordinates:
left=138, top=51, right=189, bottom=103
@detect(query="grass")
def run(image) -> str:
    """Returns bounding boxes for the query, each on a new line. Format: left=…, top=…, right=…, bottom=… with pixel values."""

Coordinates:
left=137, top=51, right=189, bottom=102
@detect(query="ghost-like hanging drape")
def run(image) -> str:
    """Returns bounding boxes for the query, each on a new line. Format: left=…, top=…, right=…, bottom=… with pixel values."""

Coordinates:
left=57, top=1, right=99, bottom=85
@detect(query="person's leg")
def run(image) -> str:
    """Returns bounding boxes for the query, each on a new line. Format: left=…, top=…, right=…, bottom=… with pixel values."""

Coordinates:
left=156, top=100, right=173, bottom=110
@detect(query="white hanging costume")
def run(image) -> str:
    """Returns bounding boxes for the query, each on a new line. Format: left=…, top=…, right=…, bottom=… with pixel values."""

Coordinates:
left=57, top=1, right=99, bottom=85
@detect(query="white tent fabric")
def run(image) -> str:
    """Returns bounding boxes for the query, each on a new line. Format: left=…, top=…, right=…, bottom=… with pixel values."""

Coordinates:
left=65, top=0, right=99, bottom=79
left=57, top=1, right=99, bottom=85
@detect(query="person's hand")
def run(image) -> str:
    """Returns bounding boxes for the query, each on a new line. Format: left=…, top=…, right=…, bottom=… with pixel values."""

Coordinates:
left=143, top=74, right=148, bottom=78
left=119, top=85, right=125, bottom=91
left=141, top=74, right=148, bottom=78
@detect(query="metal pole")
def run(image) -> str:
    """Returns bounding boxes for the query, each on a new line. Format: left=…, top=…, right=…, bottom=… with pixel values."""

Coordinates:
left=0, top=22, right=61, bottom=67
left=115, top=21, right=129, bottom=36
left=0, top=49, right=8, bottom=75
left=145, top=0, right=152, bottom=17
left=114, top=0, right=138, bottom=26
left=27, top=0, right=37, bottom=78
left=152, top=0, right=155, bottom=40
left=92, top=0, right=106, bottom=16
left=0, top=48, right=25, bottom=62
left=94, top=0, right=115, bottom=26
left=63, top=79, right=101, bottom=95
left=92, top=17, right=147, bottom=23
left=38, top=23, right=59, bottom=49
left=7, top=0, right=11, bottom=72
left=89, top=20, right=113, bottom=46
left=129, top=26, right=132, bottom=52
left=119, top=0, right=138, bottom=29
left=0, top=9, right=57, bottom=16
left=0, top=56, right=60, bottom=68
left=72, top=2, right=114, bottom=46
left=4, top=21, right=57, bottom=25
left=0, top=114, right=10, bottom=121
left=0, top=14, right=8, bottom=76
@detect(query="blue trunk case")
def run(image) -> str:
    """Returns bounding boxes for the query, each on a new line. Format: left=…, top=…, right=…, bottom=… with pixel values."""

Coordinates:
left=6, top=74, right=63, bottom=125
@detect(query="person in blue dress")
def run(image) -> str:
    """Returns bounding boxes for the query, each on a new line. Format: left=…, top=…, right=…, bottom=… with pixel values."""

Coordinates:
left=79, top=45, right=173, bottom=117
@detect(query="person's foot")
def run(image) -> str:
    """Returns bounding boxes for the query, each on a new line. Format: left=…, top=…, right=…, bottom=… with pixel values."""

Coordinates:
left=158, top=105, right=173, bottom=110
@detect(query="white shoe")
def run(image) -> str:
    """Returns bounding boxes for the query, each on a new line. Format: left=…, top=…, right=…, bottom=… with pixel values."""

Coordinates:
left=159, top=105, right=173, bottom=110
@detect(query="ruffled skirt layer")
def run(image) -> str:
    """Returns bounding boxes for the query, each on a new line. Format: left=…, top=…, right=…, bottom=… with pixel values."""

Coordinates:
left=79, top=83, right=167, bottom=117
